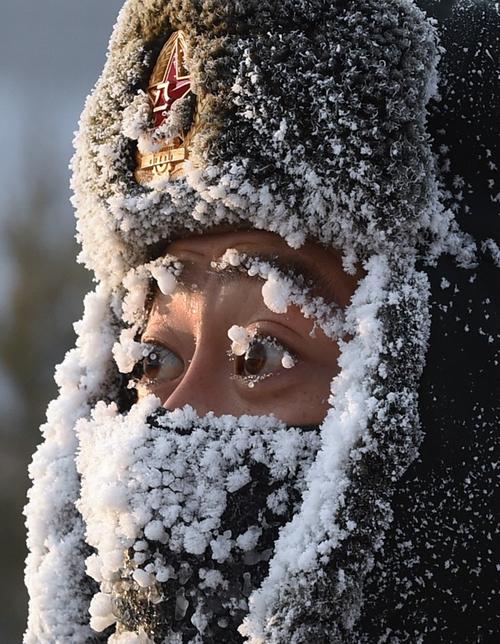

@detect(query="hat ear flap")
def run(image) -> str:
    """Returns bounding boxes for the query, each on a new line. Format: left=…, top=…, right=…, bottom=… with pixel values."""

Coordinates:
left=244, top=255, right=431, bottom=641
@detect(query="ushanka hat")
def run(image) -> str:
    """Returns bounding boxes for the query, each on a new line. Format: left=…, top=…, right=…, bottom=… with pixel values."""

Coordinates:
left=24, top=1, right=498, bottom=642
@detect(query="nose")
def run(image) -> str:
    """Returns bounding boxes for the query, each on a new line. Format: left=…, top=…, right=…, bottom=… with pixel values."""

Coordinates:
left=162, top=343, right=236, bottom=417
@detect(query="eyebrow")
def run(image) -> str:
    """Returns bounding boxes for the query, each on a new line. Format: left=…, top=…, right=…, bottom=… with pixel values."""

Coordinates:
left=175, top=252, right=341, bottom=306
left=248, top=252, right=339, bottom=302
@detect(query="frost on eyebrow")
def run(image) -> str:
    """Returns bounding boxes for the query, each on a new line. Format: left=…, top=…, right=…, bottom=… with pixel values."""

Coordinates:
left=213, top=248, right=345, bottom=338
left=113, top=255, right=184, bottom=375
left=121, top=254, right=183, bottom=326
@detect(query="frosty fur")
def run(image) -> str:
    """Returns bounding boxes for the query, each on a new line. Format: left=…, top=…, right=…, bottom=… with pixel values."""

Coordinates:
left=76, top=399, right=321, bottom=640
left=24, top=286, right=117, bottom=643
left=70, top=0, right=463, bottom=288
left=24, top=0, right=469, bottom=642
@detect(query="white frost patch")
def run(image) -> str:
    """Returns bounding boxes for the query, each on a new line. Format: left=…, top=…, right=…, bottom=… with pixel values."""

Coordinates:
left=113, top=255, right=183, bottom=374
left=149, top=264, right=177, bottom=296
left=76, top=397, right=320, bottom=638
left=109, top=629, right=154, bottom=644
left=281, top=352, right=295, bottom=369
left=215, top=249, right=344, bottom=338
left=24, top=286, right=116, bottom=643
left=112, top=327, right=143, bottom=374
left=482, top=238, right=500, bottom=268
left=228, top=324, right=252, bottom=356
left=121, top=255, right=182, bottom=325
left=261, top=272, right=291, bottom=314
left=89, top=592, right=116, bottom=632
left=122, top=268, right=149, bottom=326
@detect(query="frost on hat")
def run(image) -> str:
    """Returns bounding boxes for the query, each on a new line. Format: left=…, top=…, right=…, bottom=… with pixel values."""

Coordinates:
left=70, top=0, right=465, bottom=287
left=24, top=0, right=498, bottom=642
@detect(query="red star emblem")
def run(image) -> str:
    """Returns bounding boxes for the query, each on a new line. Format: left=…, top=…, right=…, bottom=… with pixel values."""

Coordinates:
left=148, top=34, right=191, bottom=128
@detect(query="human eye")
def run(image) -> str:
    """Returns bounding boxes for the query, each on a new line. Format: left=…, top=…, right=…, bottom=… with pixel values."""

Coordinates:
left=140, top=342, right=184, bottom=385
left=232, top=335, right=296, bottom=382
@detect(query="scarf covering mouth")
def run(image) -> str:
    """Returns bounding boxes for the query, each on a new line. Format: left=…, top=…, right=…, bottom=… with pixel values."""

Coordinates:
left=76, top=399, right=321, bottom=643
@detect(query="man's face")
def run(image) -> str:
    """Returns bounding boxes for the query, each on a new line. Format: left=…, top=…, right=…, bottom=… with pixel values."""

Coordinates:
left=80, top=231, right=363, bottom=640
left=138, top=230, right=360, bottom=425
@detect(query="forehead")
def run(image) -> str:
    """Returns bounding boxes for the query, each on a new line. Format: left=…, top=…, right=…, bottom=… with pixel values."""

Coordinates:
left=166, top=230, right=359, bottom=307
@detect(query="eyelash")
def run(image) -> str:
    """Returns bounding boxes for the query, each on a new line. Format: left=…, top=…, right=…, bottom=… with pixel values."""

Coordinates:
left=138, top=342, right=184, bottom=385
left=230, top=334, right=296, bottom=382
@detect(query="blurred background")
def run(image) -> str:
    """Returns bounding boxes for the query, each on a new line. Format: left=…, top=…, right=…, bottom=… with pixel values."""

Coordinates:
left=0, top=1, right=123, bottom=640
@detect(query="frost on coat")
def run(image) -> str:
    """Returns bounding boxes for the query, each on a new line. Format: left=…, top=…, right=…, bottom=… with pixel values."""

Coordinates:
left=24, top=0, right=498, bottom=642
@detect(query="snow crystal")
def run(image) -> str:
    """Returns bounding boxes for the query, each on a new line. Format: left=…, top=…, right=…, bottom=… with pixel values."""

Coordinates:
left=210, top=532, right=233, bottom=563
left=109, top=629, right=154, bottom=644
left=227, top=324, right=252, bottom=356
left=149, top=264, right=177, bottom=296
left=131, top=569, right=154, bottom=588
left=143, top=520, right=167, bottom=543
left=112, top=328, right=143, bottom=374
left=89, top=592, right=116, bottom=632
left=482, top=238, right=500, bottom=268
left=236, top=527, right=262, bottom=552
left=219, top=248, right=243, bottom=267
left=261, top=273, right=290, bottom=314
left=281, top=352, right=295, bottom=369
left=440, top=277, right=451, bottom=290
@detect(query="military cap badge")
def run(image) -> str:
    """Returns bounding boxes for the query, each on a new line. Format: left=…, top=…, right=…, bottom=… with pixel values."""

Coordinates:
left=135, top=31, right=197, bottom=183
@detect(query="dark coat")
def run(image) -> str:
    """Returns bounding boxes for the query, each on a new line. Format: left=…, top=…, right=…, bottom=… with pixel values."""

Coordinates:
left=359, top=2, right=499, bottom=640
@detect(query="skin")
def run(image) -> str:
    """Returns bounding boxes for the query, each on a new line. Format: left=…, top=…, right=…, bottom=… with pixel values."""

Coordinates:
left=138, top=230, right=361, bottom=425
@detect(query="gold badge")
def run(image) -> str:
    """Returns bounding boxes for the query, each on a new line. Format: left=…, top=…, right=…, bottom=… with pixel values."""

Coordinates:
left=135, top=31, right=197, bottom=183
